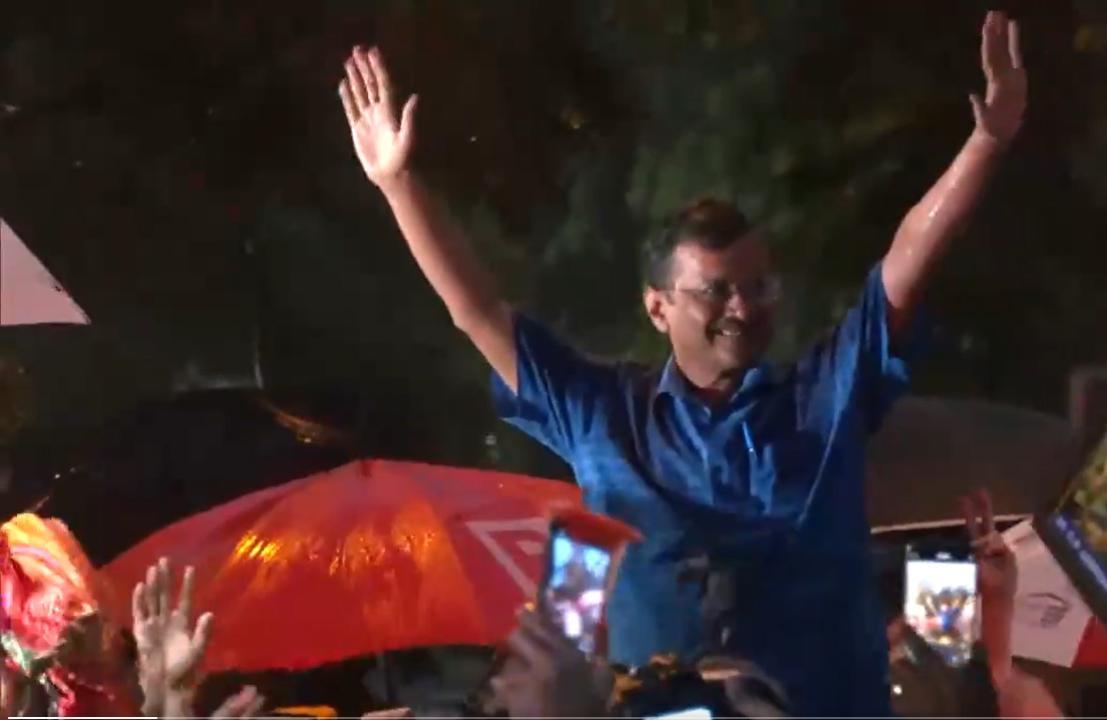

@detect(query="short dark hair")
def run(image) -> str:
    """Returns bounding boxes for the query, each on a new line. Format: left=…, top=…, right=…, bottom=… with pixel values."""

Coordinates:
left=641, top=197, right=752, bottom=289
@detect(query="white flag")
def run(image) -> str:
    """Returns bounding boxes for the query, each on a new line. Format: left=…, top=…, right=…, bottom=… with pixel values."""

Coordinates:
left=1004, top=519, right=1093, bottom=667
left=1, top=218, right=90, bottom=326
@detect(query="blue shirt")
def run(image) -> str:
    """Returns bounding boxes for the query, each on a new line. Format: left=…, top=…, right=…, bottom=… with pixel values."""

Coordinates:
left=491, top=264, right=923, bottom=716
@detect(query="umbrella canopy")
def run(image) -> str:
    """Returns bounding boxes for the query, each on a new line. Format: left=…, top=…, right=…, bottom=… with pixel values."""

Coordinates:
left=0, top=218, right=89, bottom=327
left=101, top=459, right=579, bottom=672
left=867, top=396, right=1081, bottom=526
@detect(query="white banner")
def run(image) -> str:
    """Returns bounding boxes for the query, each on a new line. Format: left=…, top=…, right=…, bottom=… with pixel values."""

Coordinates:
left=1, top=218, right=90, bottom=326
left=1004, top=519, right=1093, bottom=667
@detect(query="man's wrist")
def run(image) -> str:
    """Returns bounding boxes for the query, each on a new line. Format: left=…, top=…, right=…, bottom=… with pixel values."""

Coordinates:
left=376, top=169, right=417, bottom=199
left=968, top=126, right=1011, bottom=154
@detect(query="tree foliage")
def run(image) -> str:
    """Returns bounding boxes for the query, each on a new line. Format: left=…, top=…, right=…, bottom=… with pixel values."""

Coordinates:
left=3, top=0, right=1107, bottom=482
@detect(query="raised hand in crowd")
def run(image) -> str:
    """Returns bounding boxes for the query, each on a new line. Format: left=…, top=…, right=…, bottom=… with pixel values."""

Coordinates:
left=490, top=606, right=614, bottom=718
left=132, top=557, right=214, bottom=716
left=131, top=558, right=267, bottom=718
left=994, top=669, right=1066, bottom=719
left=360, top=707, right=414, bottom=718
left=961, top=489, right=1016, bottom=681
left=210, top=684, right=266, bottom=719
left=961, top=490, right=1065, bottom=718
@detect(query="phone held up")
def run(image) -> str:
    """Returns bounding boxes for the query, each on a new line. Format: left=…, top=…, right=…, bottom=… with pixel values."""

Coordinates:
left=538, top=507, right=641, bottom=657
left=903, top=543, right=979, bottom=667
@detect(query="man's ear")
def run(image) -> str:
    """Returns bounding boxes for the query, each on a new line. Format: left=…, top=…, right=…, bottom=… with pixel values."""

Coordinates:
left=643, top=287, right=670, bottom=333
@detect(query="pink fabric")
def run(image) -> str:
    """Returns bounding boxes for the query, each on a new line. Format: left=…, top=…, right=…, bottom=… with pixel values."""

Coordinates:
left=0, top=219, right=89, bottom=326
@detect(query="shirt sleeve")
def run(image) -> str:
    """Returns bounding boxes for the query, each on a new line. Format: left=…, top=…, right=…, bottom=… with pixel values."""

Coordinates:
left=490, top=313, right=615, bottom=460
left=802, top=262, right=928, bottom=433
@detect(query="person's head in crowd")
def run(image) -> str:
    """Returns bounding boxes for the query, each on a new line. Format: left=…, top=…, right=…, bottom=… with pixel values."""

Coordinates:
left=641, top=198, right=778, bottom=394
left=485, top=606, right=792, bottom=718
left=610, top=653, right=791, bottom=718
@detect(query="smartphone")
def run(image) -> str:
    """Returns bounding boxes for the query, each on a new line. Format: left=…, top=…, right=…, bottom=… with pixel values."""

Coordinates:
left=541, top=523, right=613, bottom=655
left=903, top=545, right=978, bottom=667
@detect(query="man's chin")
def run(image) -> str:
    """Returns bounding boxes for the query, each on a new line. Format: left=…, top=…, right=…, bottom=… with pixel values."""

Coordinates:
left=714, top=349, right=754, bottom=373
left=714, top=340, right=768, bottom=371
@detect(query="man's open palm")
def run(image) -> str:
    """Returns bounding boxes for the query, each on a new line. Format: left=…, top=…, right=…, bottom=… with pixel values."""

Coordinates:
left=971, top=11, right=1026, bottom=144
left=339, top=46, right=418, bottom=186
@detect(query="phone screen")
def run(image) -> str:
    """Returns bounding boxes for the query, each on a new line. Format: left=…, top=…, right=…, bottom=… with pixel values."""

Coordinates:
left=903, top=546, right=978, bottom=667
left=543, top=525, right=612, bottom=654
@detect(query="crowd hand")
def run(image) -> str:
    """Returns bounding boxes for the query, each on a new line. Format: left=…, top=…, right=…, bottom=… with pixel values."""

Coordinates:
left=490, top=607, right=614, bottom=718
left=52, top=611, right=114, bottom=671
left=961, top=489, right=1016, bottom=605
left=970, top=11, right=1026, bottom=145
left=339, top=46, right=418, bottom=188
left=210, top=685, right=266, bottom=719
left=132, top=557, right=214, bottom=716
left=995, top=667, right=1065, bottom=719
left=361, top=708, right=414, bottom=718
left=961, top=488, right=1018, bottom=689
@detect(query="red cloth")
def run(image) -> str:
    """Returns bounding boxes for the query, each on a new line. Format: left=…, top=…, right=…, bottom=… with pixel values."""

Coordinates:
left=0, top=514, right=137, bottom=716
left=1074, top=618, right=1107, bottom=667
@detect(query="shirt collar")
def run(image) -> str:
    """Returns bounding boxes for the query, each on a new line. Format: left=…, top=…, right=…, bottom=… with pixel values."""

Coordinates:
left=654, top=355, right=778, bottom=406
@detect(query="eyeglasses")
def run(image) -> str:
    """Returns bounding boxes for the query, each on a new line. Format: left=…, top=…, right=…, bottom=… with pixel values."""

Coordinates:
left=673, top=275, right=782, bottom=307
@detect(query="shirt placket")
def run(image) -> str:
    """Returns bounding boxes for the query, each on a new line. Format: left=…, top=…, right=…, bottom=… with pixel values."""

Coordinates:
left=705, top=407, right=752, bottom=508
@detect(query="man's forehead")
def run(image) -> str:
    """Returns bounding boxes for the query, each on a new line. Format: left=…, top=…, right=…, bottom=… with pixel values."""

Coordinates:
left=672, top=232, right=770, bottom=279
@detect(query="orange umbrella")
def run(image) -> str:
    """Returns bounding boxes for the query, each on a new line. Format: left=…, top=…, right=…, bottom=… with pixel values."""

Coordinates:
left=101, top=459, right=580, bottom=672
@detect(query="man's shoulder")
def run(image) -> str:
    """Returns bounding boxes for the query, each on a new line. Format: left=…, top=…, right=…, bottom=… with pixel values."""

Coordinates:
left=575, top=355, right=659, bottom=396
left=614, top=359, right=662, bottom=392
left=524, top=317, right=657, bottom=376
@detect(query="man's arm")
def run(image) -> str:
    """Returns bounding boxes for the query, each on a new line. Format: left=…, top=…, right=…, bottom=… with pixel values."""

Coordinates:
left=881, top=11, right=1026, bottom=337
left=338, top=47, right=517, bottom=390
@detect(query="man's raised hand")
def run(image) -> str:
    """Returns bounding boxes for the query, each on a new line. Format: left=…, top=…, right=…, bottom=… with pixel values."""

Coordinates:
left=970, top=11, right=1026, bottom=145
left=339, top=46, right=418, bottom=187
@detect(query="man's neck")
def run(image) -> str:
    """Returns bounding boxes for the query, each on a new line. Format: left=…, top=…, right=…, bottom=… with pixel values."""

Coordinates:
left=674, top=359, right=750, bottom=406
